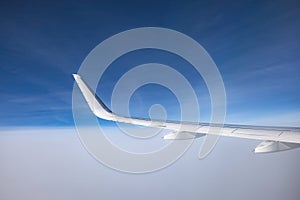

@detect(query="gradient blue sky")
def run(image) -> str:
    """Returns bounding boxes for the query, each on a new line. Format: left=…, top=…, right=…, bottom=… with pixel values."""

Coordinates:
left=1, top=0, right=300, bottom=127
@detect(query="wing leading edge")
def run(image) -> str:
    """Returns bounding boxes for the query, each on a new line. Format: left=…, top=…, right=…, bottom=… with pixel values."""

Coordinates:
left=73, top=74, right=300, bottom=153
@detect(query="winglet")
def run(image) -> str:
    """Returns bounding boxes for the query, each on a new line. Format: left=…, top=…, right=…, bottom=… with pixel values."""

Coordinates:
left=72, top=74, right=114, bottom=120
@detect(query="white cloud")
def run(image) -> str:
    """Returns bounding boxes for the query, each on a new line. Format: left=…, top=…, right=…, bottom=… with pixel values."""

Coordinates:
left=1, top=127, right=300, bottom=200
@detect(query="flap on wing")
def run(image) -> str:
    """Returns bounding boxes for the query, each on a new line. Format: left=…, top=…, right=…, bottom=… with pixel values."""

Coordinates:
left=254, top=141, right=300, bottom=153
left=163, top=131, right=205, bottom=140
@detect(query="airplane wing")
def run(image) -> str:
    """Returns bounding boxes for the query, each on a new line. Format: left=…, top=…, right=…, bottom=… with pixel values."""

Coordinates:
left=73, top=74, right=300, bottom=153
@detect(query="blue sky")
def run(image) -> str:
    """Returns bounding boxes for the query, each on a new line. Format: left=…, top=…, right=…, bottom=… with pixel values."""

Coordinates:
left=1, top=0, right=300, bottom=126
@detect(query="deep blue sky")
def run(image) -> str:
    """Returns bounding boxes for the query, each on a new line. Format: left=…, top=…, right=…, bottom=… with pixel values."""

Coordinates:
left=1, top=0, right=300, bottom=126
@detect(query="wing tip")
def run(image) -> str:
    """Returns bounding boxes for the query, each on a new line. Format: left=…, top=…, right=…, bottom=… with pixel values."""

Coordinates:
left=72, top=73, right=115, bottom=121
left=72, top=73, right=80, bottom=80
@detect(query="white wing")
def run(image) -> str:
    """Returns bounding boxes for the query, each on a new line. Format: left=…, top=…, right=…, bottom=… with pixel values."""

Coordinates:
left=73, top=74, right=300, bottom=153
